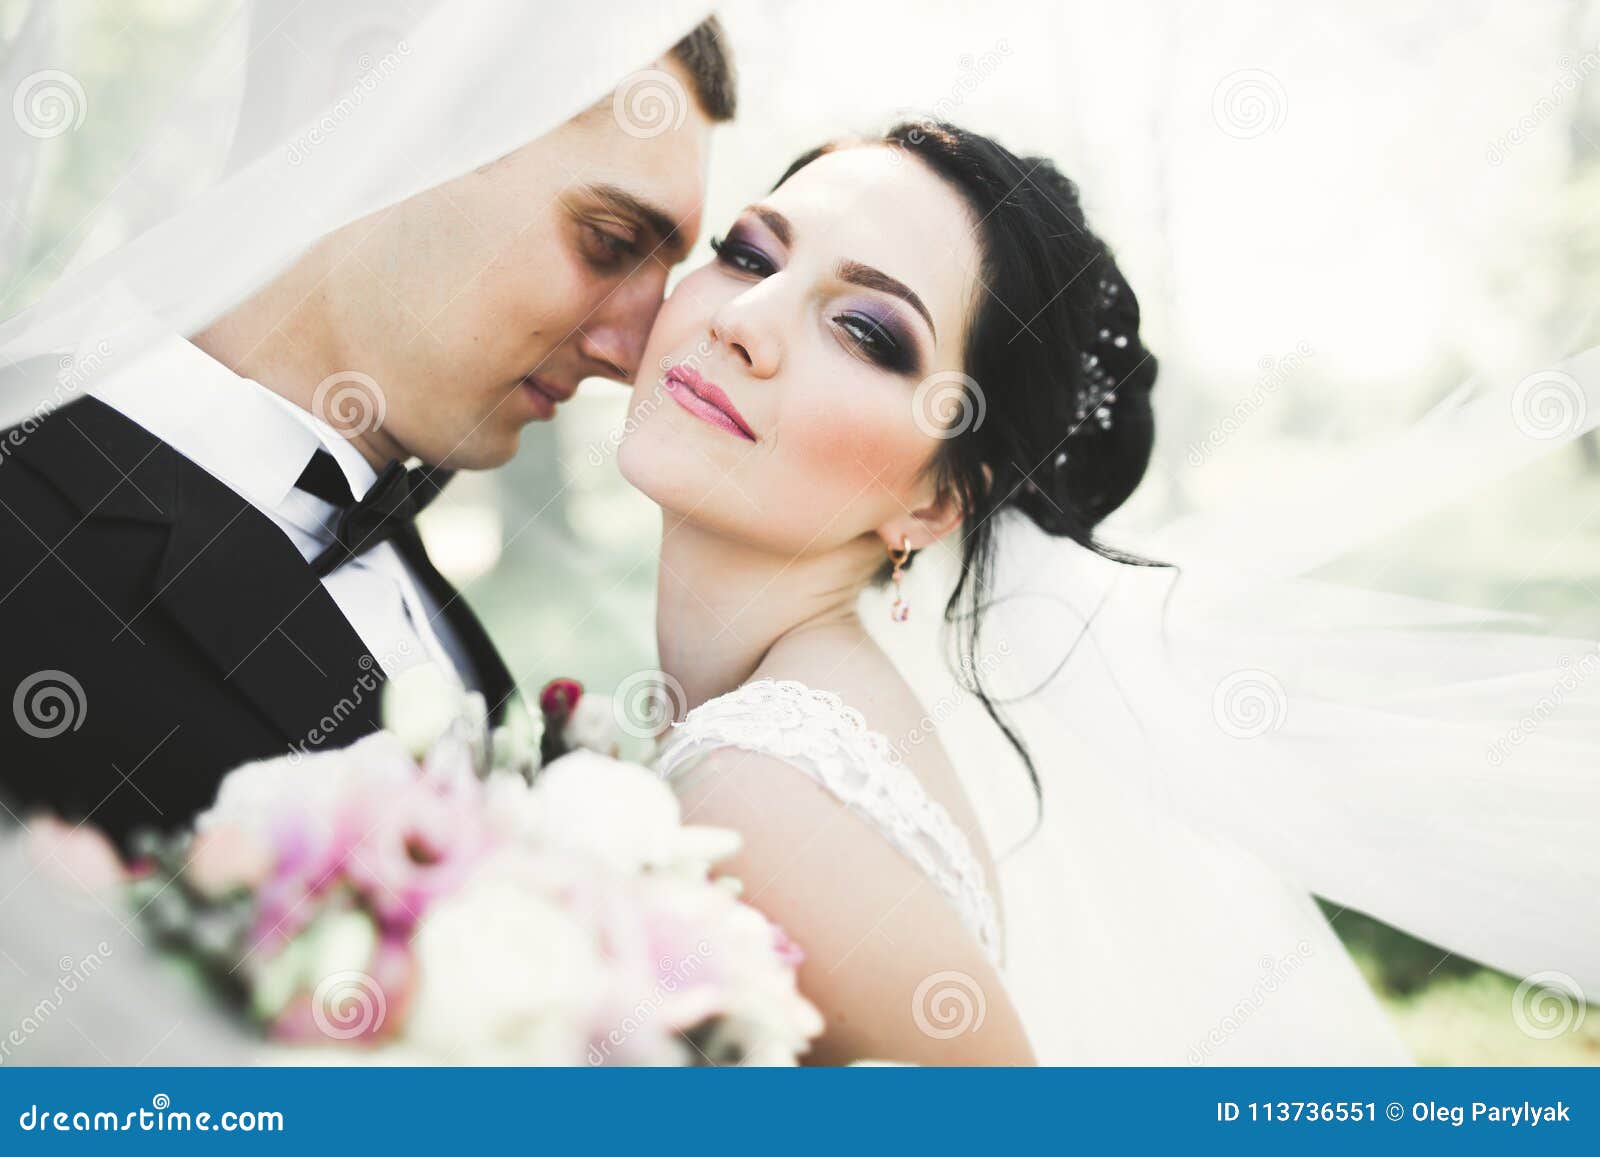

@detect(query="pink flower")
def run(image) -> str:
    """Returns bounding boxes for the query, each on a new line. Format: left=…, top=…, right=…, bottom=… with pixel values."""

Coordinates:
left=185, top=826, right=273, bottom=899
left=22, top=813, right=126, bottom=894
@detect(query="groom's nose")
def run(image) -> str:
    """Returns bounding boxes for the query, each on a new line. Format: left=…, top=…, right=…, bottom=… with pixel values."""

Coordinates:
left=578, top=272, right=668, bottom=381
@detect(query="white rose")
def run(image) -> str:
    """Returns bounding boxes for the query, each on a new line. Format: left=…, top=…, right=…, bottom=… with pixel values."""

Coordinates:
left=406, top=850, right=607, bottom=1063
left=564, top=693, right=619, bottom=756
left=534, top=751, right=713, bottom=873
left=382, top=662, right=471, bottom=759
left=482, top=769, right=544, bottom=842
left=199, top=731, right=415, bottom=840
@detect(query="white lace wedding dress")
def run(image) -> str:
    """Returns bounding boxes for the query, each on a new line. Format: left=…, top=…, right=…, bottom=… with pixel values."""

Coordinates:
left=655, top=676, right=1412, bottom=1065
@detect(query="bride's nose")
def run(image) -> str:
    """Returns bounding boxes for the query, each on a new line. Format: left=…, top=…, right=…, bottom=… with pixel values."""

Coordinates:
left=708, top=294, right=780, bottom=379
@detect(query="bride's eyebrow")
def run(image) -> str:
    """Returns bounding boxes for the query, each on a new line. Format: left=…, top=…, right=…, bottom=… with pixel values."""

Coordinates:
left=746, top=204, right=935, bottom=340
left=836, top=260, right=935, bottom=341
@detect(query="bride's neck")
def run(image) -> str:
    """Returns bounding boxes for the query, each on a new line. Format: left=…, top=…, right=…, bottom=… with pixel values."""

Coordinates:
left=189, top=235, right=401, bottom=469
left=656, top=514, right=879, bottom=713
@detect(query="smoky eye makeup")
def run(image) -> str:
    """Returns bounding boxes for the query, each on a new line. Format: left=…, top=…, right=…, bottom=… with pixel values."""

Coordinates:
left=709, top=220, right=778, bottom=277
left=831, top=305, right=921, bottom=376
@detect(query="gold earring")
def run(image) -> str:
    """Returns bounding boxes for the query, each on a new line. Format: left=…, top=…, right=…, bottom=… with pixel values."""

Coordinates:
left=888, top=535, right=911, bottom=623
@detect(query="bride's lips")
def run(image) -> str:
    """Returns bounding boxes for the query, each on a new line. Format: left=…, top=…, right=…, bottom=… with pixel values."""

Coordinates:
left=662, top=364, right=757, bottom=442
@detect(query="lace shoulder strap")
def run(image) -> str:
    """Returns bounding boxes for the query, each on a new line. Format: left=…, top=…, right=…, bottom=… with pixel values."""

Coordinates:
left=656, top=678, right=1001, bottom=964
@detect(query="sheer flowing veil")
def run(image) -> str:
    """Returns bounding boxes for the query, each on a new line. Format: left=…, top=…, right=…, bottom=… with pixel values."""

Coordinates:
left=0, top=0, right=711, bottom=1060
left=0, top=0, right=711, bottom=424
left=865, top=342, right=1600, bottom=1063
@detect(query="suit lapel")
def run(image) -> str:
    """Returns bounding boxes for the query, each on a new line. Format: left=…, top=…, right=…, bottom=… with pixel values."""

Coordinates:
left=150, top=460, right=386, bottom=746
left=17, top=397, right=384, bottom=747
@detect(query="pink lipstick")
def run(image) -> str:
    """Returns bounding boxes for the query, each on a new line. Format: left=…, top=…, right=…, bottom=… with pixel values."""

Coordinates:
left=662, top=364, right=757, bottom=442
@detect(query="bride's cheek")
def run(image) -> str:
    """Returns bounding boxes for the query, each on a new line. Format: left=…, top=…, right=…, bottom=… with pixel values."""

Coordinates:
left=787, top=393, right=926, bottom=492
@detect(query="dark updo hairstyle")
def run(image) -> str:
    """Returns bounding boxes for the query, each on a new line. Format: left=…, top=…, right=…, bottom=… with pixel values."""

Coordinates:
left=776, top=121, right=1173, bottom=817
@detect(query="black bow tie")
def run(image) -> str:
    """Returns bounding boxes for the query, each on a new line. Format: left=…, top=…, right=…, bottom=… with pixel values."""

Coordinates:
left=294, top=450, right=454, bottom=577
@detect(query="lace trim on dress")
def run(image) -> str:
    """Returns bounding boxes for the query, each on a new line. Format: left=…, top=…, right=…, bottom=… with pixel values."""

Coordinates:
left=655, top=678, right=1002, bottom=964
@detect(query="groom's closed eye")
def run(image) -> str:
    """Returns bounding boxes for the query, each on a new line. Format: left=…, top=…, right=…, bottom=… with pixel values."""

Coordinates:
left=576, top=183, right=690, bottom=273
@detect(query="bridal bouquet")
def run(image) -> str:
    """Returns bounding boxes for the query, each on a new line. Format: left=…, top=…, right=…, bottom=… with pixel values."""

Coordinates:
left=115, top=667, right=821, bottom=1065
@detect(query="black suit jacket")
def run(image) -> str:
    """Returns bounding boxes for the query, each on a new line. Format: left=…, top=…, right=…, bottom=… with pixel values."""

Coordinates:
left=0, top=396, right=515, bottom=848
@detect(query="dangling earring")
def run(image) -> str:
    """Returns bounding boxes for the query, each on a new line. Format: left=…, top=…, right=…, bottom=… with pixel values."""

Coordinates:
left=888, top=535, right=912, bottom=623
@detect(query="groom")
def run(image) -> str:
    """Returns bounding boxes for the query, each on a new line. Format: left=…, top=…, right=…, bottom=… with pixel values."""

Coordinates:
left=0, top=19, right=735, bottom=846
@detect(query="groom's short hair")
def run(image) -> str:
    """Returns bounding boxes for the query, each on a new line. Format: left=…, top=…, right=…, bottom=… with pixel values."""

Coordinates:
left=670, top=15, right=737, bottom=121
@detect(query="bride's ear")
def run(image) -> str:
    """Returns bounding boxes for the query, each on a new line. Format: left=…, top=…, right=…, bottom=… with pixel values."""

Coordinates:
left=877, top=475, right=973, bottom=552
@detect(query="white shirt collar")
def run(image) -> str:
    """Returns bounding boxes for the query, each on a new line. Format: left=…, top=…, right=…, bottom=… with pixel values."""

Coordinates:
left=89, top=335, right=379, bottom=509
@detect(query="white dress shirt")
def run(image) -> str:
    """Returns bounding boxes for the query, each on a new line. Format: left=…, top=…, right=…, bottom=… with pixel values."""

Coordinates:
left=90, top=336, right=475, bottom=690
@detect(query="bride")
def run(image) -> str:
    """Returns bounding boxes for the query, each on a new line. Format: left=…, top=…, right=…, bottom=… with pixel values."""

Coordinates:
left=617, top=121, right=1600, bottom=1065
